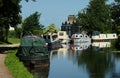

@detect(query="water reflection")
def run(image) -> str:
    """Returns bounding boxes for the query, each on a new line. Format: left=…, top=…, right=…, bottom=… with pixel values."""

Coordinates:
left=50, top=44, right=69, bottom=59
left=24, top=59, right=50, bottom=78
left=110, top=52, right=120, bottom=78
left=70, top=42, right=91, bottom=51
left=25, top=41, right=120, bottom=78
left=92, top=42, right=111, bottom=52
left=92, top=42, right=111, bottom=48
left=77, top=49, right=113, bottom=78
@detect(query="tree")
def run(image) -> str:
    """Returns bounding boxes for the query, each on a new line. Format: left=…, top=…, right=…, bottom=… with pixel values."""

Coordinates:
left=76, top=9, right=91, bottom=33
left=15, top=25, right=23, bottom=38
left=0, top=0, right=22, bottom=42
left=0, top=0, right=36, bottom=42
left=22, top=12, right=44, bottom=35
left=110, top=0, right=120, bottom=34
left=76, top=0, right=111, bottom=34
left=44, top=24, right=60, bottom=34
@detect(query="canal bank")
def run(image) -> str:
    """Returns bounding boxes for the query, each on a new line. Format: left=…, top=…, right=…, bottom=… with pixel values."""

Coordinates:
left=0, top=43, right=20, bottom=78
left=0, top=54, right=14, bottom=78
left=0, top=43, right=20, bottom=53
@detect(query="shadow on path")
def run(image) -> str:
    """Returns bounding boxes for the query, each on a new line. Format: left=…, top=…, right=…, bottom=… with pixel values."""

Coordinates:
left=0, top=43, right=20, bottom=53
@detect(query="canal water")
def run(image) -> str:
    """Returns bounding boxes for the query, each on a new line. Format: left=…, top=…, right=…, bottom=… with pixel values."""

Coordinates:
left=26, top=41, right=120, bottom=78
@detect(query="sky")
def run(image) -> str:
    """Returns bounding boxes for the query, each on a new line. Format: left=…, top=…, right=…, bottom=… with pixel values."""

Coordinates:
left=20, top=0, right=114, bottom=29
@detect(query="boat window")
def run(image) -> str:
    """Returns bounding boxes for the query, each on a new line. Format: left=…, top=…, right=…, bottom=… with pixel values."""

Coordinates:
left=59, top=32, right=64, bottom=36
left=52, top=35, right=57, bottom=40
left=76, top=35, right=78, bottom=37
left=113, top=35, right=115, bottom=37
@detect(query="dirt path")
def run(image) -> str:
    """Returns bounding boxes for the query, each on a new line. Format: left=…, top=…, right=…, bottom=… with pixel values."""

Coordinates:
left=0, top=43, right=20, bottom=47
left=0, top=54, right=14, bottom=78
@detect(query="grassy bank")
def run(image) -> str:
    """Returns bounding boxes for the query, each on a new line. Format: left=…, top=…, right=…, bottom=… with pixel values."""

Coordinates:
left=5, top=50, right=33, bottom=78
left=0, top=38, right=20, bottom=44
left=8, top=38, right=20, bottom=44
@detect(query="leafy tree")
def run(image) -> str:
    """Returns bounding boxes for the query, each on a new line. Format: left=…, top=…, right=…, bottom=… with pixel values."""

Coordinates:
left=8, top=30, right=16, bottom=38
left=110, top=0, right=120, bottom=34
left=22, top=12, right=44, bottom=35
left=44, top=24, right=60, bottom=34
left=15, top=27, right=23, bottom=38
left=114, top=0, right=120, bottom=2
left=0, top=0, right=22, bottom=42
left=76, top=9, right=91, bottom=33
left=0, top=0, right=36, bottom=42
left=76, top=0, right=111, bottom=34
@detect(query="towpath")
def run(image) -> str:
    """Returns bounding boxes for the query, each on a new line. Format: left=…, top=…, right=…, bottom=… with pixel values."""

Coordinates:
left=0, top=54, right=14, bottom=78
left=0, top=43, right=20, bottom=78
left=0, top=43, right=20, bottom=48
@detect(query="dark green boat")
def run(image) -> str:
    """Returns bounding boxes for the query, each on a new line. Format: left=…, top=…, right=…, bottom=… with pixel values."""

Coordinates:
left=16, top=35, right=49, bottom=62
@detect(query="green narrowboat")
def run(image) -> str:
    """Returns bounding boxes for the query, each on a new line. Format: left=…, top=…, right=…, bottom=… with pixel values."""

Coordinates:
left=16, top=35, right=49, bottom=62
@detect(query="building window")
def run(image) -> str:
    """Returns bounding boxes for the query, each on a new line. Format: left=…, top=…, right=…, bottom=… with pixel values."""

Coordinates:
left=66, top=26, right=68, bottom=29
left=69, top=26, right=71, bottom=30
left=69, top=31, right=71, bottom=36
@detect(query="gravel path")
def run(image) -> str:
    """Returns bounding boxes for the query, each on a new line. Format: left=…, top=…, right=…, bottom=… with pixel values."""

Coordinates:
left=0, top=54, right=14, bottom=78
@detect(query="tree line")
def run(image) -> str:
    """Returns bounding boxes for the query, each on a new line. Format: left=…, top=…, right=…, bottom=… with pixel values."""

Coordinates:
left=10, top=11, right=59, bottom=39
left=0, top=0, right=59, bottom=42
left=0, top=0, right=120, bottom=42
left=76, top=0, right=120, bottom=35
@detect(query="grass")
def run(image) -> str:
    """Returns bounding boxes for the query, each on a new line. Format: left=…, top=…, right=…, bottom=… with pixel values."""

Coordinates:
left=8, top=38, right=20, bottom=44
left=5, top=50, right=34, bottom=78
left=0, top=38, right=20, bottom=45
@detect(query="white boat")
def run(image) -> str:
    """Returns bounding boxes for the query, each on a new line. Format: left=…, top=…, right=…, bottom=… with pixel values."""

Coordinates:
left=71, top=33, right=91, bottom=43
left=43, top=33, right=61, bottom=49
left=92, top=32, right=118, bottom=42
left=57, top=31, right=70, bottom=44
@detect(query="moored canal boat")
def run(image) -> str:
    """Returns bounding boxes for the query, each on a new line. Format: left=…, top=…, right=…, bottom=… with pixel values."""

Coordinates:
left=16, top=35, right=49, bottom=65
left=43, top=33, right=61, bottom=49
left=57, top=31, right=70, bottom=44
left=71, top=33, right=91, bottom=43
left=92, top=31, right=118, bottom=42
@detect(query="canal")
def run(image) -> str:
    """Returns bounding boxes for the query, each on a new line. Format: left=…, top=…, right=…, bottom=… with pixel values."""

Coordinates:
left=26, top=42, right=120, bottom=78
